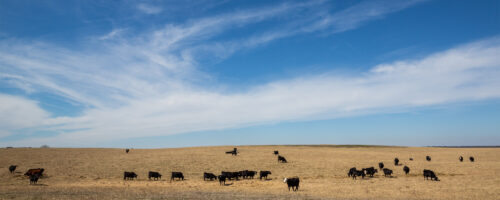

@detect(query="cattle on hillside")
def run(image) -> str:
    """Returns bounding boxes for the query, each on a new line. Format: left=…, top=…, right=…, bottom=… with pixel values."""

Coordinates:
left=348, top=167, right=356, bottom=178
left=284, top=177, right=300, bottom=191
left=394, top=158, right=400, bottom=166
left=353, top=169, right=366, bottom=179
left=426, top=156, right=431, bottom=161
left=221, top=171, right=239, bottom=180
left=459, top=156, right=463, bottom=162
left=363, top=167, right=377, bottom=177
left=9, top=165, right=17, bottom=174
left=278, top=155, right=287, bottom=163
left=29, top=174, right=40, bottom=185
left=378, top=162, right=384, bottom=169
left=125, top=149, right=130, bottom=153
left=123, top=172, right=137, bottom=180
left=403, top=166, right=410, bottom=175
left=383, top=168, right=393, bottom=177
left=204, top=172, right=217, bottom=181
left=218, top=175, right=226, bottom=185
left=409, top=158, right=414, bottom=161
left=171, top=172, right=184, bottom=181
left=423, top=169, right=439, bottom=181
left=260, top=171, right=272, bottom=180
left=225, top=148, right=238, bottom=156
left=25, top=168, right=44, bottom=177
left=148, top=171, right=162, bottom=180
left=470, top=156, right=475, bottom=162
left=274, top=151, right=279, bottom=155
left=239, top=170, right=257, bottom=179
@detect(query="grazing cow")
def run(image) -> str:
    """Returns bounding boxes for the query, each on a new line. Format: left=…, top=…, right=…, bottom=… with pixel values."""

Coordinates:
left=348, top=167, right=357, bottom=178
left=383, top=168, right=393, bottom=177
left=278, top=155, right=287, bottom=163
left=123, top=172, right=137, bottom=180
left=260, top=171, right=272, bottom=180
left=423, top=169, right=439, bottom=181
left=426, top=156, right=431, bottom=161
left=125, top=149, right=130, bottom=153
left=29, top=174, right=40, bottom=185
left=239, top=170, right=257, bottom=179
left=284, top=177, right=300, bottom=191
left=171, top=172, right=184, bottom=181
left=204, top=172, right=217, bottom=181
left=470, top=156, right=475, bottom=162
left=378, top=162, right=384, bottom=169
left=221, top=171, right=239, bottom=181
left=352, top=170, right=366, bottom=179
left=225, top=148, right=238, bottom=156
left=394, top=158, right=400, bottom=166
left=218, top=175, right=226, bottom=185
left=9, top=165, right=17, bottom=174
left=403, top=166, right=410, bottom=175
left=459, top=156, right=463, bottom=162
left=148, top=171, right=162, bottom=180
left=409, top=158, right=414, bottom=161
left=363, top=167, right=377, bottom=177
left=274, top=151, right=279, bottom=155
left=25, top=168, right=44, bottom=177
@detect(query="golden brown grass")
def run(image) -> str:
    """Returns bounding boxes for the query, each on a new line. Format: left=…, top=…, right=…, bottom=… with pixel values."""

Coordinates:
left=1, top=145, right=499, bottom=199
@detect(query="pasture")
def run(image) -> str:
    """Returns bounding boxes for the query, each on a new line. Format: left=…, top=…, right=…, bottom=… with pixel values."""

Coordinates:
left=1, top=145, right=499, bottom=199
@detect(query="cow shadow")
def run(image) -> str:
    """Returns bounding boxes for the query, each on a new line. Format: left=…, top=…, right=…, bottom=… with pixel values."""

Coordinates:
left=30, top=184, right=48, bottom=187
left=223, top=183, right=234, bottom=186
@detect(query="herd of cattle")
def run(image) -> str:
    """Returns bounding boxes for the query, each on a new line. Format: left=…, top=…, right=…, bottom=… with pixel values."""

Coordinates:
left=6, top=148, right=476, bottom=192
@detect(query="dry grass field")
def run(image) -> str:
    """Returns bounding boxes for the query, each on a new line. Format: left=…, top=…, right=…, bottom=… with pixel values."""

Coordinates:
left=1, top=145, right=499, bottom=200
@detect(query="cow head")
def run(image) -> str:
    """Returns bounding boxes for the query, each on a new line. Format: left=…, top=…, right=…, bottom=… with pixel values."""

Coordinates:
left=283, top=178, right=287, bottom=183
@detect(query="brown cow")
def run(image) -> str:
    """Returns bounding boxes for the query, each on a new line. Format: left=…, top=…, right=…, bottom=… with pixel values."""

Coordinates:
left=25, top=168, right=44, bottom=176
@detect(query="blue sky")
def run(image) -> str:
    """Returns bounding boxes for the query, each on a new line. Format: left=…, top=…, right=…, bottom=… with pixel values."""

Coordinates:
left=0, top=0, right=499, bottom=148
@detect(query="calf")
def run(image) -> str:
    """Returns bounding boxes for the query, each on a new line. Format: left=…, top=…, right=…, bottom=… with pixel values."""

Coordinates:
left=363, top=167, right=377, bottom=177
left=25, top=168, right=44, bottom=177
left=394, top=158, right=400, bottom=166
left=459, top=156, right=463, bottom=162
left=9, top=165, right=17, bottom=174
left=260, top=171, right=272, bottom=180
left=274, top=151, right=279, bottom=155
left=378, top=162, right=384, bottom=169
left=383, top=168, right=393, bottom=177
left=204, top=172, right=217, bottom=181
left=426, top=156, right=431, bottom=161
left=278, top=155, right=287, bottom=163
left=403, top=166, right=410, bottom=175
left=123, top=172, right=137, bottom=180
left=423, top=169, right=439, bottom=181
left=470, top=156, right=475, bottom=162
left=218, top=175, right=226, bottom=185
left=148, top=171, right=162, bottom=180
left=29, top=174, right=40, bottom=185
left=171, top=172, right=184, bottom=181
left=284, top=177, right=300, bottom=191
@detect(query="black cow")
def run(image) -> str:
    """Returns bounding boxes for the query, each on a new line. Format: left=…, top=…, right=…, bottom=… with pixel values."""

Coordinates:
left=124, top=171, right=137, bottom=180
left=403, top=166, right=410, bottom=175
left=470, top=156, right=475, bottom=162
left=423, top=169, right=439, bottom=181
left=383, top=168, right=393, bottom=177
left=225, top=148, right=238, bottom=156
left=426, top=156, right=431, bottom=161
left=25, top=168, right=44, bottom=177
left=29, top=174, right=40, bottom=185
left=9, top=165, right=17, bottom=174
left=394, top=158, right=400, bottom=166
left=459, top=156, right=463, bottom=162
left=348, top=167, right=357, bottom=178
left=218, top=175, right=226, bottom=185
left=171, top=172, right=184, bottom=181
left=221, top=171, right=239, bottom=180
left=284, top=177, right=300, bottom=191
left=363, top=167, right=377, bottom=177
left=239, top=170, right=256, bottom=179
left=352, top=170, right=366, bottom=179
left=409, top=158, right=414, bottom=161
left=260, top=171, right=272, bottom=180
left=204, top=172, right=217, bottom=181
left=148, top=171, right=162, bottom=180
left=274, top=151, right=279, bottom=155
left=278, top=155, right=287, bottom=163
left=125, top=149, right=130, bottom=153
left=378, top=162, right=384, bottom=169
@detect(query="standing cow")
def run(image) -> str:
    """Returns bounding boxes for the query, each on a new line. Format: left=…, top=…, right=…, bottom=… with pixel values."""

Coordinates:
left=394, top=158, right=400, bottom=166
left=9, top=165, right=17, bottom=174
left=125, top=149, right=130, bottom=153
left=284, top=177, right=300, bottom=191
left=426, top=156, right=431, bottom=161
left=278, top=155, right=287, bottom=163
left=403, top=166, right=410, bottom=175
left=470, top=156, right=475, bottom=162
left=29, top=174, right=40, bottom=185
left=378, top=162, right=384, bottom=169
left=171, top=172, right=184, bottom=181
left=260, top=171, right=272, bottom=180
left=459, top=156, right=463, bottom=162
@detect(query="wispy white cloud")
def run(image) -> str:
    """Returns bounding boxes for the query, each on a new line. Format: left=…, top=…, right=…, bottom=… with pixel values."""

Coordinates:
left=137, top=3, right=162, bottom=15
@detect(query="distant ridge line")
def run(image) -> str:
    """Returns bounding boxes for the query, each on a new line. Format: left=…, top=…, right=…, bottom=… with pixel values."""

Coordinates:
left=428, top=146, right=500, bottom=148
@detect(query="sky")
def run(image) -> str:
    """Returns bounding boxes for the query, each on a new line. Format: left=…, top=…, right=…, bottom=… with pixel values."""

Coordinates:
left=0, top=0, right=499, bottom=148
